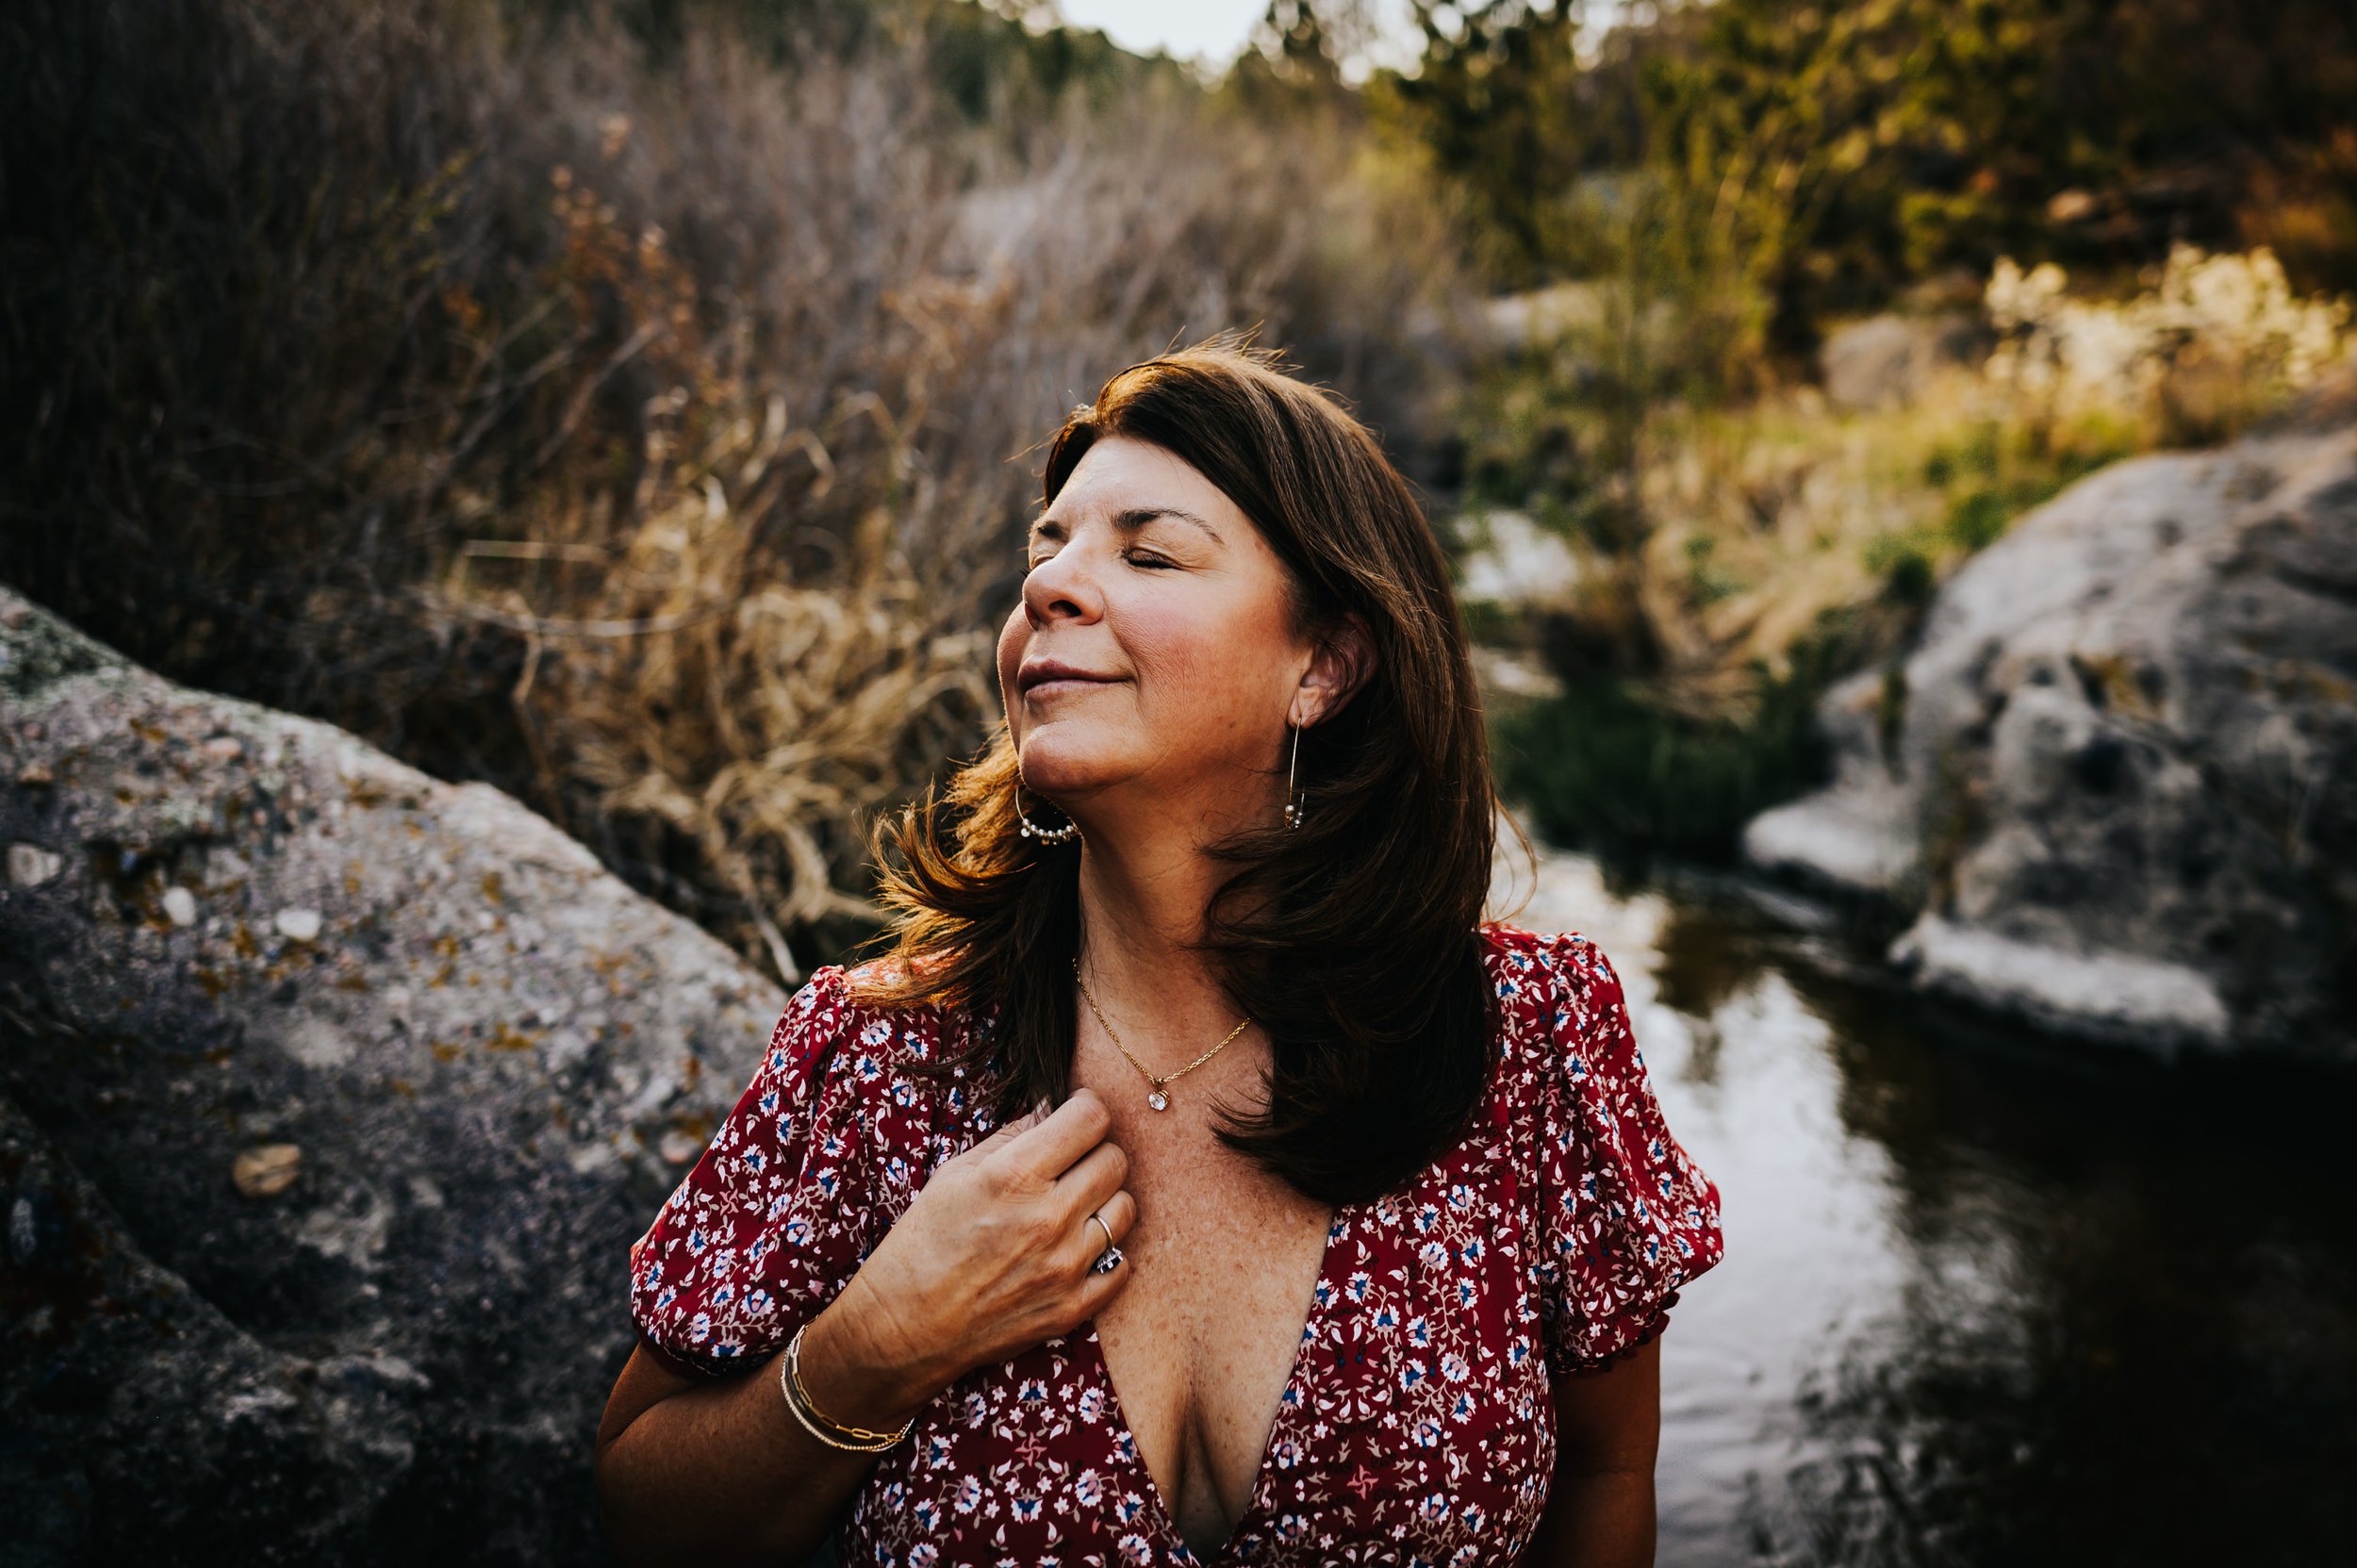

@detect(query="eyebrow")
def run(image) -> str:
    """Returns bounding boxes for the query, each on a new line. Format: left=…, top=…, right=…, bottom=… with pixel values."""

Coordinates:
left=1030, top=506, right=1224, bottom=546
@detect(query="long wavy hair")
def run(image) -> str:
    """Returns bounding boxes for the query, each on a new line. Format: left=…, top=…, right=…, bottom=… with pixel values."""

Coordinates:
left=847, top=344, right=1502, bottom=1205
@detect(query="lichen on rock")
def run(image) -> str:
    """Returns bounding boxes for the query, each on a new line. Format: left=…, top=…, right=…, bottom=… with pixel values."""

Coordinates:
left=0, top=585, right=787, bottom=1560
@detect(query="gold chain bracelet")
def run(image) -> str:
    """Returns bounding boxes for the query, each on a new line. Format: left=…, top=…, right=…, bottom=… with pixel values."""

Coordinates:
left=778, top=1321, right=913, bottom=1452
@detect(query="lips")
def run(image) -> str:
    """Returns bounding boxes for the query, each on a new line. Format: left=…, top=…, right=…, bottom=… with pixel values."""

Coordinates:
left=1016, top=660, right=1120, bottom=696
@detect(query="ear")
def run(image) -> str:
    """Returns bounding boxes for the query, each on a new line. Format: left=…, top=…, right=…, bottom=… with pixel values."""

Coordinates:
left=1293, top=614, right=1376, bottom=729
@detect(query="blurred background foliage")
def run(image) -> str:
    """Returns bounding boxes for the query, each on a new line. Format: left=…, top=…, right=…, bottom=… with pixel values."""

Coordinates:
left=3, top=0, right=2353, bottom=966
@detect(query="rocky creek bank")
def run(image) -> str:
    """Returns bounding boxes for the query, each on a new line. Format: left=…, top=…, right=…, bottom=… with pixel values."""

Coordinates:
left=1743, top=418, right=2357, bottom=1062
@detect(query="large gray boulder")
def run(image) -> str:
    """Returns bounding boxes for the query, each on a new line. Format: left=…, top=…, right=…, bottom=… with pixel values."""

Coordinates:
left=0, top=586, right=786, bottom=1563
left=1744, top=424, right=2357, bottom=1061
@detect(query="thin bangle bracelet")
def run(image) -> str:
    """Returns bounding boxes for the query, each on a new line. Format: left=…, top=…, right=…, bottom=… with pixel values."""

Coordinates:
left=780, top=1362, right=900, bottom=1452
left=789, top=1321, right=912, bottom=1444
left=780, top=1322, right=913, bottom=1451
left=781, top=1365, right=900, bottom=1452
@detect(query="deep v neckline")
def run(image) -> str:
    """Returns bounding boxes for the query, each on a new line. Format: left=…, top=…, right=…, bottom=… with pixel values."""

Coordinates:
left=1080, top=1198, right=1359, bottom=1566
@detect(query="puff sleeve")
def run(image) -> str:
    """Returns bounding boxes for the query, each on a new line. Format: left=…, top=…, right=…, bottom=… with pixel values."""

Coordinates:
left=627, top=966, right=880, bottom=1378
left=1529, top=933, right=1724, bottom=1379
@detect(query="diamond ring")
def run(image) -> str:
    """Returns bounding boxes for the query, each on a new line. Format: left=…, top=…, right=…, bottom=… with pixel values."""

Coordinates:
left=1086, top=1211, right=1121, bottom=1274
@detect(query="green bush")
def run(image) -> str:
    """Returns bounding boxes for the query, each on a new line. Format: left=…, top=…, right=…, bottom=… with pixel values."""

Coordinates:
left=1492, top=637, right=1841, bottom=862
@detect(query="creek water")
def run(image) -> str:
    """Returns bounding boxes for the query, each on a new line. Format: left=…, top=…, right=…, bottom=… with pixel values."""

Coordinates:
left=1500, top=844, right=2357, bottom=1568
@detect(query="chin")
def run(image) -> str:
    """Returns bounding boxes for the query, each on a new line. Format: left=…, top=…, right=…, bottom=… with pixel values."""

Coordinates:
left=1014, top=725, right=1126, bottom=799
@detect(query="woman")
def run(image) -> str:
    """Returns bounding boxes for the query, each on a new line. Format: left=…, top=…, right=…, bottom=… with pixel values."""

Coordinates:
left=594, top=346, right=1724, bottom=1567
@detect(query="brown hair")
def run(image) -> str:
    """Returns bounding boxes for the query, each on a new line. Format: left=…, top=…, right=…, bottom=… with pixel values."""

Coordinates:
left=848, top=343, right=1501, bottom=1205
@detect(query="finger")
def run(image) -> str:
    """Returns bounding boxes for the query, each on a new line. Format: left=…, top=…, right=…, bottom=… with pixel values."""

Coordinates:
left=1096, top=1186, right=1139, bottom=1246
left=1057, top=1186, right=1137, bottom=1277
left=997, top=1087, right=1113, bottom=1184
left=1052, top=1138, right=1129, bottom=1219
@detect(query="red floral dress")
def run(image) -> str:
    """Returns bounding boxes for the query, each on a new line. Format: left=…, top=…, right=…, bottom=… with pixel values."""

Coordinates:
left=628, top=922, right=1725, bottom=1567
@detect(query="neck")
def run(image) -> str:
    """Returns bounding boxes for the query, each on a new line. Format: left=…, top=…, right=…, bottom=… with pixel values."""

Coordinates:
left=1064, top=776, right=1277, bottom=1032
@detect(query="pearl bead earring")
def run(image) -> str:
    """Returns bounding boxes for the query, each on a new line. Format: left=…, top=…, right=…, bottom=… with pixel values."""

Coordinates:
left=1016, top=785, right=1080, bottom=845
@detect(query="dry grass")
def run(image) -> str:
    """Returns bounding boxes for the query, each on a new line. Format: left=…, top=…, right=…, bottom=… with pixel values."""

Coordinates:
left=2, top=0, right=1470, bottom=977
left=1636, top=248, right=2356, bottom=700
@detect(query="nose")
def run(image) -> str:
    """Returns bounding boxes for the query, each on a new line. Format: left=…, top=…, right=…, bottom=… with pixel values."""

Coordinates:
left=1020, top=536, right=1105, bottom=629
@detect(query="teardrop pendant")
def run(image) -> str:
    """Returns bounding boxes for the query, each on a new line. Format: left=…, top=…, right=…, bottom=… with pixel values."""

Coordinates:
left=1146, top=1089, right=1170, bottom=1112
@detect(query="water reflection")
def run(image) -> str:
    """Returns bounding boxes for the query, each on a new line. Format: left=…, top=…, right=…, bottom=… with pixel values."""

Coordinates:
left=1499, top=847, right=2357, bottom=1567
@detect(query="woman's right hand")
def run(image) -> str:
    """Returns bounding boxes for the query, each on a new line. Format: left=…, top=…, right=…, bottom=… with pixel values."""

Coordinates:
left=795, top=1087, right=1137, bottom=1428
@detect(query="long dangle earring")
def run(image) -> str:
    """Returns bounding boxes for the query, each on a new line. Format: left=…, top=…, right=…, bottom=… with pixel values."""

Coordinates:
left=1283, top=719, right=1306, bottom=831
left=1016, top=783, right=1080, bottom=846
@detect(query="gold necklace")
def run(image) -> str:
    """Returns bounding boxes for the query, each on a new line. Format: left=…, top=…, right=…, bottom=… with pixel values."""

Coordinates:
left=1072, top=955, right=1251, bottom=1112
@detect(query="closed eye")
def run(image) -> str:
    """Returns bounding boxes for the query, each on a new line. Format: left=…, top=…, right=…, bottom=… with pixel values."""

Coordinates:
left=1023, top=550, right=1174, bottom=571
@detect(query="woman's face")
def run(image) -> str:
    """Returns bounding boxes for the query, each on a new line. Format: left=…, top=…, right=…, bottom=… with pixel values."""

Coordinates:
left=997, top=435, right=1320, bottom=823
